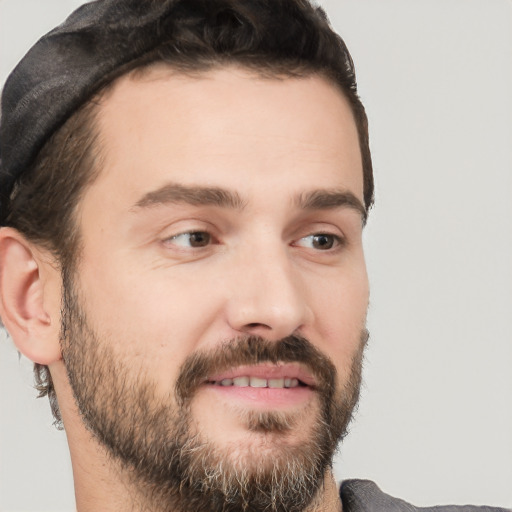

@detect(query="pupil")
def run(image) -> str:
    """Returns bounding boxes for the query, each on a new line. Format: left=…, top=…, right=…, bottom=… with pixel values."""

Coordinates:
left=313, top=234, right=333, bottom=249
left=190, top=232, right=210, bottom=247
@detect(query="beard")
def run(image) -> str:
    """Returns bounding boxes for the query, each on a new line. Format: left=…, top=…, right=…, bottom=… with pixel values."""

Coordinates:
left=60, top=270, right=367, bottom=512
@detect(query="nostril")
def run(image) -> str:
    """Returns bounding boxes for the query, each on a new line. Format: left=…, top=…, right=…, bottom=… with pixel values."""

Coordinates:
left=246, top=322, right=270, bottom=329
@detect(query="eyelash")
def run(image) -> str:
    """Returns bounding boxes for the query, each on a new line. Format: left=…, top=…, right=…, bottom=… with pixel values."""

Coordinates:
left=294, top=233, right=345, bottom=251
left=163, top=231, right=215, bottom=249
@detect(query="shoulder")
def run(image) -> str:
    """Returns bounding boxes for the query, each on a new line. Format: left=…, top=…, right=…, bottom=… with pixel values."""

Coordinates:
left=340, top=479, right=511, bottom=512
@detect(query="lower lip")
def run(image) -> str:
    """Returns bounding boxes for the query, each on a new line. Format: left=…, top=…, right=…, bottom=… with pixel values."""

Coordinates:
left=203, top=384, right=314, bottom=408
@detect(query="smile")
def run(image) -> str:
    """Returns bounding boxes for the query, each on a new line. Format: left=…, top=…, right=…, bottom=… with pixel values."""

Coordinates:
left=205, top=363, right=316, bottom=393
left=209, top=377, right=303, bottom=388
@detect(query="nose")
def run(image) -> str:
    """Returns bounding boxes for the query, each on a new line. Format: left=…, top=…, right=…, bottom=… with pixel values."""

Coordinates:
left=225, top=243, right=312, bottom=341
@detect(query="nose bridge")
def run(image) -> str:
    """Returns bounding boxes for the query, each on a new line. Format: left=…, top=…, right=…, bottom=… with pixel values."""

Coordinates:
left=226, top=237, right=309, bottom=339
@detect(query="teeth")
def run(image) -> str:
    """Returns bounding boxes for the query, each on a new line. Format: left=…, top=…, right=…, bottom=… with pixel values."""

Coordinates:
left=249, top=377, right=267, bottom=388
left=232, top=376, right=249, bottom=387
left=215, top=376, right=301, bottom=388
left=268, top=378, right=285, bottom=388
left=284, top=378, right=299, bottom=388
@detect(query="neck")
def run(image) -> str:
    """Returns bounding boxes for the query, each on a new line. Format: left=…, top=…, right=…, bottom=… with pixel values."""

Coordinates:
left=306, top=472, right=343, bottom=512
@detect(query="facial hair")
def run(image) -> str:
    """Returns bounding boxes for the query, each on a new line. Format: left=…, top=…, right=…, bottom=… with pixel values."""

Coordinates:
left=60, top=270, right=367, bottom=512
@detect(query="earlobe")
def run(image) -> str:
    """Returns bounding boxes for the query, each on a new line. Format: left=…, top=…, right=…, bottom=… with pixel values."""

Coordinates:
left=0, top=227, right=62, bottom=365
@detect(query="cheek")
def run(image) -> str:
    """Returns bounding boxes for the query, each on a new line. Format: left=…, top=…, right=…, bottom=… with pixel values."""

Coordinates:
left=74, top=258, right=227, bottom=393
left=308, top=262, right=369, bottom=368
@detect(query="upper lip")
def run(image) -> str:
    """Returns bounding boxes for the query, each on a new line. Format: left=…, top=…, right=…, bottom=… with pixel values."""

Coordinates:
left=206, top=363, right=317, bottom=387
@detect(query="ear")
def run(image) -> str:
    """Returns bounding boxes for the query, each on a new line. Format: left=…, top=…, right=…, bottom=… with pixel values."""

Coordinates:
left=0, top=227, right=62, bottom=364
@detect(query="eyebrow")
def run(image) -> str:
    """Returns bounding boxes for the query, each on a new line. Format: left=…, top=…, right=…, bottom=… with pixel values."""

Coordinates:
left=133, top=183, right=246, bottom=210
left=295, top=189, right=367, bottom=225
left=132, top=182, right=367, bottom=223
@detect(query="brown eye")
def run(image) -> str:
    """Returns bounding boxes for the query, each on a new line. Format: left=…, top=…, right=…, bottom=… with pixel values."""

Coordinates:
left=312, top=234, right=334, bottom=250
left=188, top=232, right=211, bottom=247
left=296, top=233, right=341, bottom=250
left=167, top=231, right=212, bottom=248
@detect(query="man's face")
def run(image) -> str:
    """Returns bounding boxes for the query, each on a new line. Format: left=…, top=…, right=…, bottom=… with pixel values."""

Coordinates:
left=62, top=66, right=369, bottom=510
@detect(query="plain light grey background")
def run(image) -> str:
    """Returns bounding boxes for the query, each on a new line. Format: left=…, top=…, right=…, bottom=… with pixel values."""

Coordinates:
left=1, top=1, right=511, bottom=511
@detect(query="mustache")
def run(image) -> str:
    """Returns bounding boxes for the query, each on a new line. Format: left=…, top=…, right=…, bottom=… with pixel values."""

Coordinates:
left=174, top=335, right=339, bottom=405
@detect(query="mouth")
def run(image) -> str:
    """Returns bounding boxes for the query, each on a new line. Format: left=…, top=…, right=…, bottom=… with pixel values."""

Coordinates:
left=208, top=376, right=307, bottom=389
left=202, top=364, right=316, bottom=409
left=206, top=363, right=316, bottom=388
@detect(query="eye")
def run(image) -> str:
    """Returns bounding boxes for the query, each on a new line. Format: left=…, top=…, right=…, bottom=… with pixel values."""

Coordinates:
left=165, top=231, right=212, bottom=248
left=296, top=233, right=342, bottom=251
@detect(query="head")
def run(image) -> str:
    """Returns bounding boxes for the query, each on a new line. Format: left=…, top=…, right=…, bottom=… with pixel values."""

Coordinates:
left=0, top=1, right=373, bottom=510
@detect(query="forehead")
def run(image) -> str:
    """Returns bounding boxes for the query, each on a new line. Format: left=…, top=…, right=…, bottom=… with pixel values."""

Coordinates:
left=88, top=65, right=363, bottom=208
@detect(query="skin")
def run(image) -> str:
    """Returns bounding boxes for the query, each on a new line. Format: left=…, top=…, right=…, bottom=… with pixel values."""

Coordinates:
left=0, top=66, right=369, bottom=511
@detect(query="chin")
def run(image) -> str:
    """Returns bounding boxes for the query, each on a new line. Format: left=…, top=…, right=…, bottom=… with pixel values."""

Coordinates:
left=193, top=390, right=319, bottom=441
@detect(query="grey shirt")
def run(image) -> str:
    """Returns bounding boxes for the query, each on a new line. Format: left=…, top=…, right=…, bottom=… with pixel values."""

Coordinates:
left=340, top=480, right=511, bottom=512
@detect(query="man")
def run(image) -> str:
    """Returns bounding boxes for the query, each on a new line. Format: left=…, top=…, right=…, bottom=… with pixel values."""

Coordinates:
left=0, top=1, right=509, bottom=511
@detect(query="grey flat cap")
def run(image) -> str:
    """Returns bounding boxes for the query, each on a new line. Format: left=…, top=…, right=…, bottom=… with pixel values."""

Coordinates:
left=0, top=0, right=180, bottom=218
